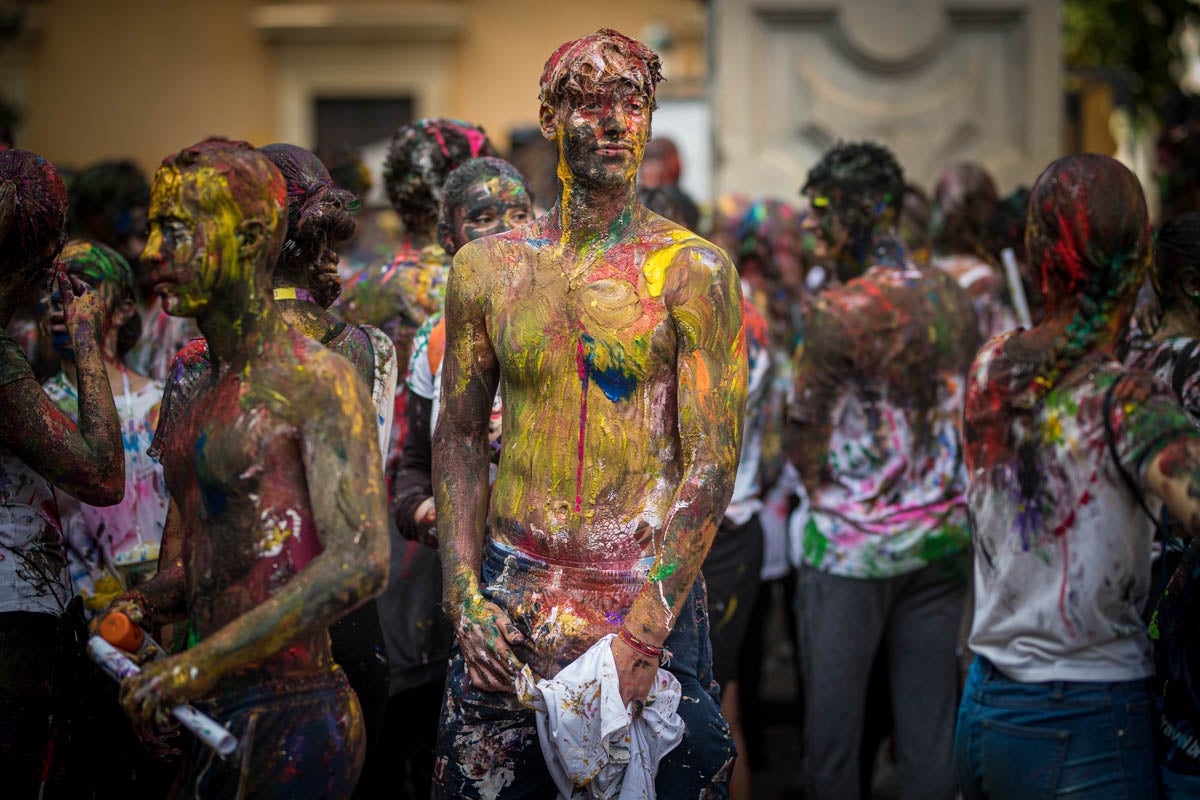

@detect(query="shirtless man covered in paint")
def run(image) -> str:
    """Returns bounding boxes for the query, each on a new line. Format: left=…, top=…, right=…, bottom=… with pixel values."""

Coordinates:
left=432, top=29, right=747, bottom=799
left=97, top=139, right=388, bottom=799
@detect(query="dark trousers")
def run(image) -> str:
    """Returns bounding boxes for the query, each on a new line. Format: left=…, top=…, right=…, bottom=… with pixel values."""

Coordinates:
left=433, top=540, right=735, bottom=799
left=796, top=558, right=966, bottom=800
left=955, top=657, right=1158, bottom=799
left=330, top=598, right=390, bottom=799
left=180, top=669, right=365, bottom=800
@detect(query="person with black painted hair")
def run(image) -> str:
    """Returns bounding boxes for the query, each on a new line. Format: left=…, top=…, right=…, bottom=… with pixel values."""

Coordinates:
left=788, top=141, right=979, bottom=800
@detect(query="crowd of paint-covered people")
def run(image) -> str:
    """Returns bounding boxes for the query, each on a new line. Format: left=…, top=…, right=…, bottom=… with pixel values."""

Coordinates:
left=7, top=28, right=1200, bottom=800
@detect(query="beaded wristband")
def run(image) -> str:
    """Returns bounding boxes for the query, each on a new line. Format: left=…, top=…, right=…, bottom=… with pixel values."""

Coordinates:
left=619, top=627, right=665, bottom=663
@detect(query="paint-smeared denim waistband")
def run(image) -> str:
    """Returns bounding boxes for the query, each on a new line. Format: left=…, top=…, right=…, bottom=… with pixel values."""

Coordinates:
left=484, top=538, right=655, bottom=590
left=199, top=666, right=351, bottom=717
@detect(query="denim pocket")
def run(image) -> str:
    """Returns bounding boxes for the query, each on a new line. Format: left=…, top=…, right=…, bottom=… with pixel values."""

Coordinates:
left=981, top=718, right=1069, bottom=799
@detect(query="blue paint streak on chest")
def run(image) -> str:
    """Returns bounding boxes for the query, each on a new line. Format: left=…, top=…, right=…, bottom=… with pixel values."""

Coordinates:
left=579, top=333, right=638, bottom=403
left=194, top=429, right=228, bottom=516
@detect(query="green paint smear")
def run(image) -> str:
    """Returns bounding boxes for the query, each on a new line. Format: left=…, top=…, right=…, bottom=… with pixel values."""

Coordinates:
left=649, top=562, right=678, bottom=583
left=803, top=518, right=828, bottom=568
left=919, top=523, right=969, bottom=563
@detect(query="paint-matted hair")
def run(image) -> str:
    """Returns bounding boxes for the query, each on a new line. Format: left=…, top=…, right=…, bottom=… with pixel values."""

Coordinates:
left=54, top=239, right=142, bottom=356
left=1150, top=210, right=1200, bottom=318
left=260, top=143, right=357, bottom=307
left=0, top=149, right=68, bottom=288
left=802, top=141, right=905, bottom=248
left=437, top=157, right=531, bottom=254
left=539, top=28, right=664, bottom=112
left=383, top=118, right=496, bottom=228
left=160, top=138, right=287, bottom=269
left=1024, top=154, right=1151, bottom=397
left=931, top=161, right=998, bottom=262
left=69, top=159, right=149, bottom=243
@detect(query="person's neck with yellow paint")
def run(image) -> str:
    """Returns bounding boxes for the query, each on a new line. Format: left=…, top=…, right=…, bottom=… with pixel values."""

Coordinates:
left=553, top=157, right=640, bottom=251
left=200, top=258, right=288, bottom=370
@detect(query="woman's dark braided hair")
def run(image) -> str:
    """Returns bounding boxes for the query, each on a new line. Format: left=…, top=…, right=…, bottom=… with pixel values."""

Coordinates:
left=260, top=144, right=358, bottom=308
left=1022, top=154, right=1151, bottom=402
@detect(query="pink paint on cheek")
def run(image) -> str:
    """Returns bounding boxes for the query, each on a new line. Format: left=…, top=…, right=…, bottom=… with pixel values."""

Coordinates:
left=575, top=337, right=589, bottom=513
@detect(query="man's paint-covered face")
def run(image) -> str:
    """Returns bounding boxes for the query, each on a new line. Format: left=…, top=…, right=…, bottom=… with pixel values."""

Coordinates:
left=551, top=80, right=651, bottom=189
left=142, top=166, right=243, bottom=318
left=802, top=190, right=851, bottom=262
left=451, top=174, right=533, bottom=251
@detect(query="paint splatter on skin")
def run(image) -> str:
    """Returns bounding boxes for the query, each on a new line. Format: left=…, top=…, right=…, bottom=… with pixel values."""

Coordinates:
left=93, top=142, right=386, bottom=791
left=432, top=30, right=746, bottom=729
left=436, top=32, right=744, bottom=743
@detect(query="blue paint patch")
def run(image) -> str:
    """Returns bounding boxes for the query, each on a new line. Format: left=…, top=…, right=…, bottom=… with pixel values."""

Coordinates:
left=194, top=431, right=228, bottom=515
left=580, top=333, right=638, bottom=403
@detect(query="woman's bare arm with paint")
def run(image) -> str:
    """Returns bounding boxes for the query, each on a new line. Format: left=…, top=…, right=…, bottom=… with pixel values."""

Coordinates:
left=434, top=240, right=524, bottom=692
left=0, top=272, right=123, bottom=505
left=617, top=243, right=746, bottom=703
left=1144, top=438, right=1200, bottom=533
left=121, top=356, right=388, bottom=723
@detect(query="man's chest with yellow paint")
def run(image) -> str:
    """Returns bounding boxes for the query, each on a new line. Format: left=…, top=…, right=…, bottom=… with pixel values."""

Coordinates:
left=490, top=258, right=676, bottom=401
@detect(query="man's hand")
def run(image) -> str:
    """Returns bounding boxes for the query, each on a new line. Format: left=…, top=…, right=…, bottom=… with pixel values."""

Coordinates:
left=610, top=634, right=658, bottom=713
left=119, top=650, right=216, bottom=728
left=455, top=594, right=525, bottom=693
left=413, top=498, right=438, bottom=549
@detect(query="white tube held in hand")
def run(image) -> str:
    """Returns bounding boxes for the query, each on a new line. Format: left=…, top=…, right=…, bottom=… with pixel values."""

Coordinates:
left=88, top=636, right=238, bottom=758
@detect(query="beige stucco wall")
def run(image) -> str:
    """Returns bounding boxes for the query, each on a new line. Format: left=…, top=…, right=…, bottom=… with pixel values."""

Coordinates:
left=21, top=0, right=276, bottom=173
left=11, top=0, right=702, bottom=173
left=448, top=0, right=701, bottom=146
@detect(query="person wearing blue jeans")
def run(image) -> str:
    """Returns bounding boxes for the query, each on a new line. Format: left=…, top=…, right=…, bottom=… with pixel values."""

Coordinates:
left=955, top=657, right=1157, bottom=798
left=956, top=154, right=1200, bottom=800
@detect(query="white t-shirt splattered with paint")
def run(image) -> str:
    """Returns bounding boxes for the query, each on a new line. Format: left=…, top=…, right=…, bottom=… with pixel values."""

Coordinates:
left=966, top=333, right=1199, bottom=682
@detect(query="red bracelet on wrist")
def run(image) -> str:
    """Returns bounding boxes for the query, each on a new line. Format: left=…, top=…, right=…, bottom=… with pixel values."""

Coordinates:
left=619, top=627, right=665, bottom=663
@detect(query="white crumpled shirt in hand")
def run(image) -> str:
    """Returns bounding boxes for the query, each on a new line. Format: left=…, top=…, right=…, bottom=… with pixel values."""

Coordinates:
left=515, top=634, right=685, bottom=799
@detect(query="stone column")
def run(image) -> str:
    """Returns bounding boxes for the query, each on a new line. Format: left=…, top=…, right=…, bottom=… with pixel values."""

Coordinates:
left=711, top=0, right=1062, bottom=197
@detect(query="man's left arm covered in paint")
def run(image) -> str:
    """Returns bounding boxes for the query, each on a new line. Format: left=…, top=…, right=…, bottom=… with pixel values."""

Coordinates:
left=617, top=241, right=747, bottom=704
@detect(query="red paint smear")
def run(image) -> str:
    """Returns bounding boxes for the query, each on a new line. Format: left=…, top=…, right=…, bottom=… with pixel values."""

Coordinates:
left=575, top=337, right=589, bottom=513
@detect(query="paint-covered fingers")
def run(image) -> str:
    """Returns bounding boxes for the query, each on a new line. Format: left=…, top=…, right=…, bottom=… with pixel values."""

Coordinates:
left=457, top=598, right=526, bottom=692
left=120, top=668, right=172, bottom=728
left=58, top=269, right=104, bottom=342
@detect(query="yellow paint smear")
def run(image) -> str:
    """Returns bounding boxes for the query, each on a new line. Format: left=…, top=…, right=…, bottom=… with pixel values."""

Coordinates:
left=642, top=230, right=697, bottom=298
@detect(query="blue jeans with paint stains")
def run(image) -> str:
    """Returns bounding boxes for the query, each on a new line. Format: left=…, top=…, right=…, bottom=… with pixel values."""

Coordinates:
left=955, top=657, right=1160, bottom=800
left=433, top=539, right=734, bottom=799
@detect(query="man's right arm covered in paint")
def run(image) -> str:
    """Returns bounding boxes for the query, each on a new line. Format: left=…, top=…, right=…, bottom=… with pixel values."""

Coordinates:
left=433, top=239, right=525, bottom=692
